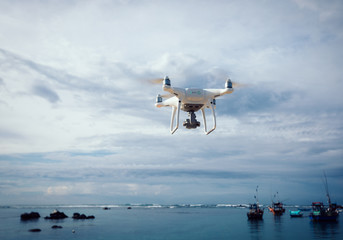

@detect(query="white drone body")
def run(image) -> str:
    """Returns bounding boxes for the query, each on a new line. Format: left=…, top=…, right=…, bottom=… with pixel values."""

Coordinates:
left=155, top=76, right=234, bottom=135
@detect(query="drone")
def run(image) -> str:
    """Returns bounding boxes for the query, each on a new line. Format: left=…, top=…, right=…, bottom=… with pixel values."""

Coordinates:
left=155, top=76, right=234, bottom=135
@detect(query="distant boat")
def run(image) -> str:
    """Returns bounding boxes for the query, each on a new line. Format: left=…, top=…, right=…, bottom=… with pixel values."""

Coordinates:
left=268, top=191, right=285, bottom=215
left=247, top=186, right=264, bottom=220
left=309, top=202, right=338, bottom=221
left=298, top=207, right=311, bottom=211
left=247, top=203, right=264, bottom=220
left=269, top=201, right=285, bottom=215
left=290, top=210, right=303, bottom=217
left=309, top=172, right=339, bottom=222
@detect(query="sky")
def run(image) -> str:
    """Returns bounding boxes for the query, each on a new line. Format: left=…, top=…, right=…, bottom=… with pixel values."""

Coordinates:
left=0, top=0, right=342, bottom=205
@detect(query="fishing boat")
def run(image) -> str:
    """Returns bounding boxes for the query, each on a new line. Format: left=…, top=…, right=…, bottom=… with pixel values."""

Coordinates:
left=268, top=191, right=285, bottom=215
left=269, top=201, right=285, bottom=215
left=309, top=202, right=338, bottom=221
left=289, top=210, right=303, bottom=217
left=248, top=203, right=264, bottom=220
left=298, top=207, right=311, bottom=211
left=247, top=186, right=264, bottom=220
left=309, top=172, right=339, bottom=222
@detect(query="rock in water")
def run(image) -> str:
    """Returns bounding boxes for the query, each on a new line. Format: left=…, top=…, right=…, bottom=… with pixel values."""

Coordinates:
left=21, top=212, right=40, bottom=220
left=44, top=210, right=68, bottom=219
left=72, top=212, right=95, bottom=219
left=29, top=228, right=41, bottom=232
left=51, top=225, right=63, bottom=229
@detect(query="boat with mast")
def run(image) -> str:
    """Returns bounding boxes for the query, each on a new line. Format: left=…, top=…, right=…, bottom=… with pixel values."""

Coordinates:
left=309, top=172, right=339, bottom=222
left=268, top=191, right=285, bottom=216
left=247, top=186, right=264, bottom=220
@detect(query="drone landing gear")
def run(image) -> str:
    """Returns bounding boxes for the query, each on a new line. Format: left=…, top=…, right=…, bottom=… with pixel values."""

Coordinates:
left=169, top=101, right=216, bottom=135
left=201, top=102, right=216, bottom=135
left=183, top=111, right=200, bottom=129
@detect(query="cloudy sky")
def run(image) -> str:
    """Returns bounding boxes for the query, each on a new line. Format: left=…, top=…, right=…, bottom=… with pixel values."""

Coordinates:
left=0, top=0, right=342, bottom=205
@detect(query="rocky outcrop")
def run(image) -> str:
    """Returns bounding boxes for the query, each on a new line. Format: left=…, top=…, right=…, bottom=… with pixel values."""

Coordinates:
left=72, top=212, right=95, bottom=219
left=29, top=228, right=41, bottom=232
left=21, top=212, right=40, bottom=220
left=51, top=225, right=63, bottom=229
left=44, top=210, right=68, bottom=219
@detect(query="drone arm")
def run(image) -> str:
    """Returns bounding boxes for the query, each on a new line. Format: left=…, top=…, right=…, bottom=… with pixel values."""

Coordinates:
left=170, top=100, right=181, bottom=134
left=205, top=88, right=233, bottom=98
left=163, top=85, right=186, bottom=99
left=201, top=102, right=216, bottom=135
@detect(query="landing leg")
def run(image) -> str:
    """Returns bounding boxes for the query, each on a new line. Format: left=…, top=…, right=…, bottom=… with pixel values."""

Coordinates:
left=201, top=103, right=216, bottom=135
left=170, top=100, right=181, bottom=134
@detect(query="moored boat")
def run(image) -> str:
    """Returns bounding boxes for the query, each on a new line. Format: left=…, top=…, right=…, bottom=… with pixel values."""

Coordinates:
left=247, top=203, right=264, bottom=220
left=268, top=192, right=285, bottom=216
left=309, top=202, right=338, bottom=222
left=298, top=207, right=311, bottom=211
left=247, top=186, right=264, bottom=220
left=309, top=172, right=339, bottom=222
left=269, top=201, right=285, bottom=215
left=290, top=210, right=303, bottom=217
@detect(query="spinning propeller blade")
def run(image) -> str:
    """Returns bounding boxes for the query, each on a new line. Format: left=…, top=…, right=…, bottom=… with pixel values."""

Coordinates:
left=160, top=93, right=174, bottom=98
left=147, top=76, right=247, bottom=89
left=232, top=82, right=248, bottom=88
left=148, top=78, right=164, bottom=84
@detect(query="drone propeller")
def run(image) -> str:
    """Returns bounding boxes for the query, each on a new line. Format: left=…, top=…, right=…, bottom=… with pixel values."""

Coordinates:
left=147, top=76, right=248, bottom=89
left=232, top=82, right=248, bottom=88
left=148, top=78, right=164, bottom=84
left=159, top=93, right=174, bottom=98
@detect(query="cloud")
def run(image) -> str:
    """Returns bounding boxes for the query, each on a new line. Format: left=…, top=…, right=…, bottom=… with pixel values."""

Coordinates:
left=47, top=185, right=71, bottom=195
left=0, top=0, right=342, bottom=204
left=32, top=85, right=60, bottom=103
left=0, top=129, right=24, bottom=139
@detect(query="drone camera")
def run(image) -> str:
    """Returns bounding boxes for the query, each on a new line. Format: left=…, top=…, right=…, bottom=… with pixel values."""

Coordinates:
left=183, top=111, right=200, bottom=129
left=183, top=119, right=200, bottom=129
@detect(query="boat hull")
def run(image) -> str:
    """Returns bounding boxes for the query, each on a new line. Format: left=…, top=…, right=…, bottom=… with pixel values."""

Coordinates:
left=269, top=207, right=285, bottom=216
left=290, top=214, right=303, bottom=218
left=247, top=212, right=263, bottom=220
left=290, top=210, right=303, bottom=218
left=309, top=214, right=338, bottom=222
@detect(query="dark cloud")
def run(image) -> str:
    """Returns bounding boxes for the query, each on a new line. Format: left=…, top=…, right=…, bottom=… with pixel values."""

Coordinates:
left=126, top=169, right=257, bottom=180
left=218, top=87, right=294, bottom=115
left=0, top=48, right=89, bottom=91
left=32, top=85, right=60, bottom=103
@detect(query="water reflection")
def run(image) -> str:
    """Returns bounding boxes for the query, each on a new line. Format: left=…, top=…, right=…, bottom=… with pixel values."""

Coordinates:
left=273, top=215, right=283, bottom=234
left=311, top=221, right=340, bottom=239
left=248, top=219, right=264, bottom=239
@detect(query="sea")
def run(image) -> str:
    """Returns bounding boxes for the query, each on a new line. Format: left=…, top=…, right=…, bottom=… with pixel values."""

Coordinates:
left=0, top=204, right=341, bottom=240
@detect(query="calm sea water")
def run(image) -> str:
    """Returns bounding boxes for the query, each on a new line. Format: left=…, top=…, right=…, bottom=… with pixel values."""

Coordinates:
left=0, top=204, right=341, bottom=240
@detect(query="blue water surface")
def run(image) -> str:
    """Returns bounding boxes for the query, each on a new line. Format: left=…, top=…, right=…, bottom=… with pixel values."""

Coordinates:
left=0, top=205, right=341, bottom=240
